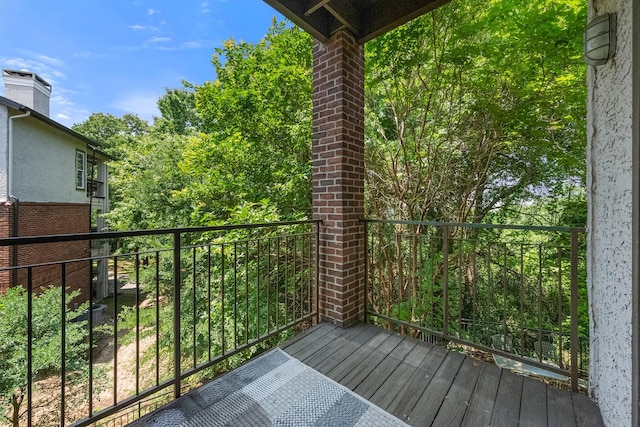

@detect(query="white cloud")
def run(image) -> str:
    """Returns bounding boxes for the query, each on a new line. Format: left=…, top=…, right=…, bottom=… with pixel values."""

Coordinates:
left=51, top=95, right=73, bottom=106
left=201, top=1, right=211, bottom=13
left=147, top=8, right=158, bottom=15
left=73, top=51, right=111, bottom=59
left=112, top=93, right=160, bottom=122
left=182, top=41, right=202, bottom=49
left=148, top=37, right=172, bottom=43
left=127, top=24, right=146, bottom=31
left=56, top=113, right=70, bottom=120
left=32, top=53, right=66, bottom=68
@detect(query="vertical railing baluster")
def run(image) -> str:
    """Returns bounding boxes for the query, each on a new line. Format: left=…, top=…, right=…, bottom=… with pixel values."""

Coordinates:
left=61, top=263, right=66, bottom=425
left=88, top=249, right=94, bottom=419
left=172, top=231, right=181, bottom=399
left=27, top=267, right=33, bottom=427
left=502, top=244, right=508, bottom=348
left=520, top=244, right=525, bottom=356
left=276, top=237, right=281, bottom=329
left=458, top=232, right=463, bottom=333
left=293, top=235, right=298, bottom=323
left=192, top=246, right=197, bottom=368
left=570, top=229, right=579, bottom=392
left=442, top=225, right=449, bottom=338
left=113, top=257, right=119, bottom=407
left=221, top=243, right=226, bottom=354
left=267, top=238, right=271, bottom=332
left=538, top=245, right=543, bottom=354
left=430, top=234, right=435, bottom=330
left=471, top=240, right=477, bottom=345
left=233, top=242, right=238, bottom=349
left=316, top=224, right=320, bottom=322
left=558, top=246, right=564, bottom=366
left=487, top=245, right=493, bottom=326
left=419, top=232, right=425, bottom=335
left=257, top=240, right=261, bottom=336
left=245, top=240, right=249, bottom=344
left=155, top=251, right=160, bottom=386
left=284, top=236, right=288, bottom=326
left=207, top=245, right=212, bottom=362
left=364, top=221, right=369, bottom=323
left=135, top=250, right=140, bottom=394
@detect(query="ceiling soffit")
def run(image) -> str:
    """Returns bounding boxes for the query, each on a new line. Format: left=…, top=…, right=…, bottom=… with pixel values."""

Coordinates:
left=263, top=0, right=452, bottom=44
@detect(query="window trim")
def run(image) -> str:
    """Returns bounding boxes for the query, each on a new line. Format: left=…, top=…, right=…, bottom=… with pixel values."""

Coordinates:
left=76, top=149, right=86, bottom=190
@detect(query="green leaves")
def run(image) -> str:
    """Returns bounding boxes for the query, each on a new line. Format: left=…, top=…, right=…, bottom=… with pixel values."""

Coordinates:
left=365, top=0, right=587, bottom=224
left=0, top=286, right=90, bottom=423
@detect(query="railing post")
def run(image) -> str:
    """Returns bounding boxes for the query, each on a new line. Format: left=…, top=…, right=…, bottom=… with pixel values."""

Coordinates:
left=315, top=221, right=320, bottom=324
left=443, top=225, right=449, bottom=338
left=173, top=231, right=181, bottom=399
left=27, top=267, right=33, bottom=427
left=363, top=220, right=368, bottom=324
left=570, top=228, right=579, bottom=392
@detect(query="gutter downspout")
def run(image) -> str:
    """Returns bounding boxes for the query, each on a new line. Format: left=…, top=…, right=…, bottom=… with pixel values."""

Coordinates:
left=8, top=110, right=31, bottom=286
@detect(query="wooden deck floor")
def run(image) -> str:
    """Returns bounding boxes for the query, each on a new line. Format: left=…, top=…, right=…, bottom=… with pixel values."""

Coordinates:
left=281, top=322, right=603, bottom=427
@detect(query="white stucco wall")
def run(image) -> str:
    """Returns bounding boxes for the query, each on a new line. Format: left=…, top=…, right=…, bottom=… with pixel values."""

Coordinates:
left=0, top=106, right=8, bottom=201
left=587, top=0, right=633, bottom=425
left=11, top=114, right=91, bottom=203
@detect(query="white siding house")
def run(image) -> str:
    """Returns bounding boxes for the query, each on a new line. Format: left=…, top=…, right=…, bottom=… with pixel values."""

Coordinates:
left=0, top=69, right=111, bottom=300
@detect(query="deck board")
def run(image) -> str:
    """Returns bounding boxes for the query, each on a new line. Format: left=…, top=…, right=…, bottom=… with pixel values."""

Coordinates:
left=367, top=342, right=432, bottom=408
left=407, top=350, right=466, bottom=425
left=354, top=337, right=417, bottom=399
left=519, top=376, right=548, bottom=427
left=460, top=362, right=501, bottom=426
left=385, top=343, right=448, bottom=419
left=547, top=386, right=577, bottom=427
left=430, top=356, right=482, bottom=426
left=491, top=367, right=524, bottom=427
left=282, top=322, right=604, bottom=427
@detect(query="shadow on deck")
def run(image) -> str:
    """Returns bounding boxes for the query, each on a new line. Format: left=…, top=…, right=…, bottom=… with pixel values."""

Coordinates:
left=281, top=322, right=603, bottom=427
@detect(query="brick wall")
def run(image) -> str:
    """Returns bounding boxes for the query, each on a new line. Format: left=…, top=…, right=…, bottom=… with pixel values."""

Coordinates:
left=0, top=203, right=14, bottom=293
left=0, top=202, right=90, bottom=301
left=312, top=30, right=366, bottom=327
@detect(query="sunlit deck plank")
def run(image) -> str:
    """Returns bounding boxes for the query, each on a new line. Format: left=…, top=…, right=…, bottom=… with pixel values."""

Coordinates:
left=282, top=322, right=604, bottom=427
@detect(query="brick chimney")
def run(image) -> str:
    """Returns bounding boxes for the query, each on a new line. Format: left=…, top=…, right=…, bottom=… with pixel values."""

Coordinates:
left=2, top=69, right=52, bottom=117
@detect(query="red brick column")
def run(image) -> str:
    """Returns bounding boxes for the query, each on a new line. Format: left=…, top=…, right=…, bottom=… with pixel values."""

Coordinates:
left=312, top=30, right=365, bottom=327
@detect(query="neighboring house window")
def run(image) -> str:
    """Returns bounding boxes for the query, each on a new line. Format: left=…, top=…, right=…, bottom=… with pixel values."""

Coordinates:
left=76, top=150, right=86, bottom=190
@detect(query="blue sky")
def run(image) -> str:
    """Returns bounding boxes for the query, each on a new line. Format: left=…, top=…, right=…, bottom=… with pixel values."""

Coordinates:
left=0, top=1, right=283, bottom=127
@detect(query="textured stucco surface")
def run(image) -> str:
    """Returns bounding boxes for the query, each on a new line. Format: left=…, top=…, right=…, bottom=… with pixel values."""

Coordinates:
left=587, top=0, right=633, bottom=425
left=11, top=114, right=90, bottom=203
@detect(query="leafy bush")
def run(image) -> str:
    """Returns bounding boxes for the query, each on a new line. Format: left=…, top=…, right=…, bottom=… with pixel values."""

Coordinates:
left=0, top=286, right=89, bottom=426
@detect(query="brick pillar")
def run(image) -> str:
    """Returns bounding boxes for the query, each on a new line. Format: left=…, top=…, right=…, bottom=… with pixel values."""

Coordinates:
left=312, top=30, right=365, bottom=327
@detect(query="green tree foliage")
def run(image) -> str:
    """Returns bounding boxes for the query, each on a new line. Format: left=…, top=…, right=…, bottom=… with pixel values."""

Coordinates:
left=106, top=132, right=192, bottom=231
left=155, top=84, right=202, bottom=135
left=189, top=20, right=313, bottom=222
left=0, top=287, right=90, bottom=427
left=72, top=112, right=149, bottom=158
left=365, top=0, right=586, bottom=224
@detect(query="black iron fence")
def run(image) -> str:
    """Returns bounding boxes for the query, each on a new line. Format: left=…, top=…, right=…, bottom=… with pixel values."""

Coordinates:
left=0, top=221, right=319, bottom=427
left=363, top=219, right=587, bottom=392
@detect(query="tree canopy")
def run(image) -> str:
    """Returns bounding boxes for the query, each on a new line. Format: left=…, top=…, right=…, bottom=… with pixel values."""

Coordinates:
left=72, top=0, right=586, bottom=231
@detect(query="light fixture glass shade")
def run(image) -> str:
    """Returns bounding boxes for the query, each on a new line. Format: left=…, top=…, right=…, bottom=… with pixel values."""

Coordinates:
left=584, top=13, right=617, bottom=66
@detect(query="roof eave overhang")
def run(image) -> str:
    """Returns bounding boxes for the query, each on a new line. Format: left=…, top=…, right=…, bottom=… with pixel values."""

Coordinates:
left=263, top=0, right=453, bottom=45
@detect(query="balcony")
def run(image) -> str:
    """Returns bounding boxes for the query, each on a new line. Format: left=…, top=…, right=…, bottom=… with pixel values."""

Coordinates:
left=0, top=220, right=601, bottom=426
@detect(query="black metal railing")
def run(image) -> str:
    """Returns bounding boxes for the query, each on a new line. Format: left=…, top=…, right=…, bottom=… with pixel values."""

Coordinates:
left=0, top=220, right=319, bottom=427
left=363, top=219, right=587, bottom=392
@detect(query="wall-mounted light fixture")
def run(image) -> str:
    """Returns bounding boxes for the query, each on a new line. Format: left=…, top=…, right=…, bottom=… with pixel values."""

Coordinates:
left=584, top=13, right=617, bottom=66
